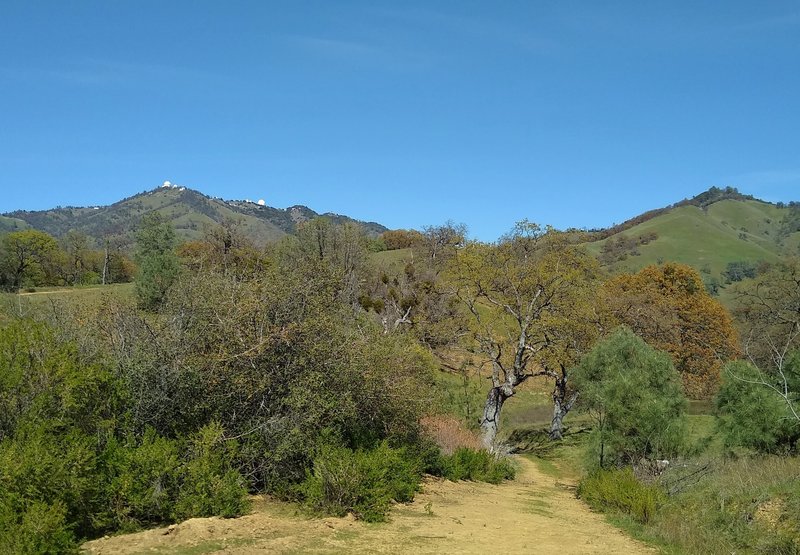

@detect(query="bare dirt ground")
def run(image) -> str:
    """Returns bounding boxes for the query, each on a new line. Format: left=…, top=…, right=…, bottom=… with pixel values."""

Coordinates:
left=82, top=457, right=654, bottom=555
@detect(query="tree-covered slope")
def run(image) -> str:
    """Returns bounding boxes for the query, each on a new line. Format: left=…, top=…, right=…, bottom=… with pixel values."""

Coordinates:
left=3, top=186, right=387, bottom=247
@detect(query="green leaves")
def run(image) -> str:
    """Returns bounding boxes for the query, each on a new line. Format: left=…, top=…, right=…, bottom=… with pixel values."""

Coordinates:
left=716, top=360, right=800, bottom=454
left=573, top=327, right=688, bottom=468
left=134, top=213, right=180, bottom=310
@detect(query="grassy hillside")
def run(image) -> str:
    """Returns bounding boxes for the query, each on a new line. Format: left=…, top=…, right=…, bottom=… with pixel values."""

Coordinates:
left=584, top=199, right=799, bottom=279
left=370, top=247, right=414, bottom=272
left=0, top=215, right=30, bottom=233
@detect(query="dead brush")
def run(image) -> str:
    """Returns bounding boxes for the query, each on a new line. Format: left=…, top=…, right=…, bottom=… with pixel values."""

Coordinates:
left=420, top=414, right=483, bottom=455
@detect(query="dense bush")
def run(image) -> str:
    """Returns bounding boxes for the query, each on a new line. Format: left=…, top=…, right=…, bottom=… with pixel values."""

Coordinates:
left=577, top=467, right=666, bottom=524
left=435, top=448, right=516, bottom=484
left=0, top=219, right=520, bottom=549
left=716, top=360, right=800, bottom=454
left=301, top=442, right=423, bottom=522
left=0, top=498, right=75, bottom=555
left=106, top=430, right=182, bottom=529
left=0, top=319, right=251, bottom=552
left=301, top=440, right=515, bottom=522
left=173, top=424, right=250, bottom=520
left=572, top=327, right=688, bottom=469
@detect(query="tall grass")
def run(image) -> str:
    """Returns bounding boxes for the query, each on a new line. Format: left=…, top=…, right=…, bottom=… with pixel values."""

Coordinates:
left=649, top=456, right=800, bottom=554
left=577, top=467, right=666, bottom=524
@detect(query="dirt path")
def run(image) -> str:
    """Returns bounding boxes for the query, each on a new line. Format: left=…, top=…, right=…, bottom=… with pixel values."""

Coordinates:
left=82, top=457, right=653, bottom=554
left=17, top=288, right=103, bottom=296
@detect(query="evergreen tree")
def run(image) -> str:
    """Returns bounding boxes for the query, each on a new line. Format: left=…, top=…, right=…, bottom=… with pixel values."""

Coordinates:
left=572, top=327, right=688, bottom=469
left=134, top=213, right=179, bottom=310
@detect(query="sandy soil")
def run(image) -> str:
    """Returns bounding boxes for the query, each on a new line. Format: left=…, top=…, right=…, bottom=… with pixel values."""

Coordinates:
left=82, top=457, right=654, bottom=554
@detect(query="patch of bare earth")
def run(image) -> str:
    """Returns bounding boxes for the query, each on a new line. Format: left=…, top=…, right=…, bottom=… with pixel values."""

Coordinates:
left=82, top=457, right=653, bottom=554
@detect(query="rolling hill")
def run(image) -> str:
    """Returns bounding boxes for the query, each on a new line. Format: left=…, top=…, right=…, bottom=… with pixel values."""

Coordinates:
left=1, top=184, right=387, bottom=247
left=582, top=193, right=800, bottom=286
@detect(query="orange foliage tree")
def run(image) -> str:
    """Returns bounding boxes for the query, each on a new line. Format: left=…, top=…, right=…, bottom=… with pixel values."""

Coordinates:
left=602, top=263, right=740, bottom=398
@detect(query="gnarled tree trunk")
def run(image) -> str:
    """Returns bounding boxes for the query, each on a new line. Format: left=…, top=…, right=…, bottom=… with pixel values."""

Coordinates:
left=480, top=384, right=513, bottom=449
left=549, top=365, right=578, bottom=440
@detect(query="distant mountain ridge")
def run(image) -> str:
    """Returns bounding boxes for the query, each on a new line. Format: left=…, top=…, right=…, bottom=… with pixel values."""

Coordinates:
left=0, top=184, right=388, bottom=246
left=2, top=184, right=798, bottom=289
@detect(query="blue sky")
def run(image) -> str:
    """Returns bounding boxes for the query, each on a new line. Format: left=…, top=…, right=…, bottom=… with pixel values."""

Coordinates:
left=1, top=1, right=798, bottom=240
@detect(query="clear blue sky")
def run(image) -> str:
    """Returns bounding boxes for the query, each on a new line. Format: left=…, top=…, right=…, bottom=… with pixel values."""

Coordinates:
left=1, top=1, right=798, bottom=240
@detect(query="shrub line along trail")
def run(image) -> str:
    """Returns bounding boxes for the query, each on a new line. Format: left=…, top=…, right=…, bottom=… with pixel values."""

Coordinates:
left=83, top=456, right=653, bottom=554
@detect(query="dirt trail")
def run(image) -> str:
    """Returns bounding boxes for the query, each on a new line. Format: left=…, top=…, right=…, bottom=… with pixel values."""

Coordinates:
left=82, top=457, right=653, bottom=554
left=17, top=288, right=103, bottom=296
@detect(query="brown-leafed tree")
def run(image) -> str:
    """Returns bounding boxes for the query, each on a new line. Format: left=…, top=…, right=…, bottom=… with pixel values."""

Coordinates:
left=602, top=263, right=740, bottom=399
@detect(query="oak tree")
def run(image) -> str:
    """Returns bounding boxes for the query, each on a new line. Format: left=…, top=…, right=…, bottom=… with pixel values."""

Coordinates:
left=727, top=258, right=800, bottom=428
left=0, top=229, right=60, bottom=289
left=450, top=222, right=602, bottom=447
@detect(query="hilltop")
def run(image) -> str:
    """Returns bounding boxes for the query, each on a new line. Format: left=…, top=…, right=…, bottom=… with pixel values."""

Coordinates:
left=0, top=183, right=387, bottom=246
left=580, top=188, right=800, bottom=284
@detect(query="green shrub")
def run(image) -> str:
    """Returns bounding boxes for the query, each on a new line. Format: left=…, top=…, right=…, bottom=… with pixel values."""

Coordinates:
left=577, top=467, right=666, bottom=524
left=716, top=360, right=799, bottom=454
left=0, top=497, right=76, bottom=554
left=301, top=441, right=422, bottom=522
left=0, top=429, right=103, bottom=540
left=105, top=430, right=182, bottom=530
left=572, top=327, right=688, bottom=469
left=174, top=423, right=250, bottom=520
left=437, top=448, right=516, bottom=484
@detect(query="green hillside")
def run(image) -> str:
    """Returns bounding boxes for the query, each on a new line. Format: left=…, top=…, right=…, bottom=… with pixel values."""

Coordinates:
left=583, top=200, right=799, bottom=280
left=370, top=247, right=414, bottom=271
left=3, top=186, right=387, bottom=247
left=0, top=216, right=29, bottom=233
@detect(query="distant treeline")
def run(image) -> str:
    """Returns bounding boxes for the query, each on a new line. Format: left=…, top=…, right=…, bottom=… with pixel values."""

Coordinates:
left=0, top=229, right=134, bottom=291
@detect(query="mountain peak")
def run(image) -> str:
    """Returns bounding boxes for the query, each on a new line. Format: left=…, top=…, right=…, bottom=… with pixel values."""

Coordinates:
left=2, top=184, right=387, bottom=246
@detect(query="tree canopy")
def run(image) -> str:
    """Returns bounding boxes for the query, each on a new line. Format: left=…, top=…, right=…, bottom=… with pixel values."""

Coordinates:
left=134, top=213, right=180, bottom=310
left=572, top=327, right=688, bottom=469
left=602, top=263, right=740, bottom=398
left=450, top=222, right=603, bottom=445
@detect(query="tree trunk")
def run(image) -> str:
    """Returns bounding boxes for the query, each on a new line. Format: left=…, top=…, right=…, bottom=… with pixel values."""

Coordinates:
left=480, top=384, right=513, bottom=450
left=102, top=244, right=109, bottom=285
left=548, top=366, right=578, bottom=440
left=550, top=399, right=567, bottom=440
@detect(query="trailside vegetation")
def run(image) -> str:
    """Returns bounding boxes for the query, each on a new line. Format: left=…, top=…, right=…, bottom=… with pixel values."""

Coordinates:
left=0, top=218, right=514, bottom=552
left=571, top=327, right=688, bottom=469
left=2, top=212, right=799, bottom=553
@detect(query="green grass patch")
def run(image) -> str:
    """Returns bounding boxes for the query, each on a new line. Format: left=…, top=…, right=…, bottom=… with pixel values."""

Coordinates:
left=433, top=448, right=516, bottom=484
left=577, top=467, right=666, bottom=524
left=647, top=455, right=800, bottom=554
